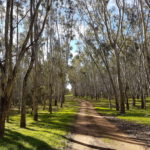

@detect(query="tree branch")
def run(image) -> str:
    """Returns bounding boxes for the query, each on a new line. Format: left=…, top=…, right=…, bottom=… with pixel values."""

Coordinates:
left=26, top=0, right=52, bottom=50
left=145, top=0, right=150, bottom=9
left=13, top=9, right=30, bottom=30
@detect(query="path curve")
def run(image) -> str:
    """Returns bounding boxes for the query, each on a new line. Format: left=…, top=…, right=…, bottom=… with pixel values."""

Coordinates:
left=67, top=100, right=150, bottom=150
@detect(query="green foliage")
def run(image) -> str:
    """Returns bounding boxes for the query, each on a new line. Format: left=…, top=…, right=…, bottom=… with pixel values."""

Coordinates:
left=0, top=96, right=79, bottom=150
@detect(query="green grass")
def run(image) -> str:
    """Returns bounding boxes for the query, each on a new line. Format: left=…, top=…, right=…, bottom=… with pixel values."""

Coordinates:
left=87, top=97, right=150, bottom=126
left=0, top=96, right=79, bottom=150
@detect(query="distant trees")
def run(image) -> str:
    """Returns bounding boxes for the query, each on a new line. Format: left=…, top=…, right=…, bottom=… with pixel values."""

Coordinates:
left=0, top=0, right=149, bottom=139
left=69, top=0, right=150, bottom=113
left=0, top=0, right=75, bottom=138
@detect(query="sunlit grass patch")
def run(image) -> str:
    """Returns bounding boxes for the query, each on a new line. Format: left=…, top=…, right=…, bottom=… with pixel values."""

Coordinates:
left=0, top=96, right=79, bottom=150
left=118, top=106, right=150, bottom=126
left=95, top=107, right=118, bottom=116
left=89, top=97, right=150, bottom=126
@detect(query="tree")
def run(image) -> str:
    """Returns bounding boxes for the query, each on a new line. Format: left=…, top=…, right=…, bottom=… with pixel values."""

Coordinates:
left=0, top=0, right=51, bottom=137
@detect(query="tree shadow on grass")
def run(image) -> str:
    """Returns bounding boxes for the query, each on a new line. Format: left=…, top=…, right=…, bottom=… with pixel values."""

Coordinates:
left=95, top=107, right=150, bottom=118
left=95, top=108, right=118, bottom=116
left=29, top=112, right=75, bottom=132
left=0, top=129, right=57, bottom=150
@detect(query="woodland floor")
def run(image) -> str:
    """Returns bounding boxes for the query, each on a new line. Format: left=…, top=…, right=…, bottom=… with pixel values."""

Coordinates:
left=1, top=97, right=150, bottom=150
left=67, top=100, right=150, bottom=150
left=0, top=96, right=79, bottom=150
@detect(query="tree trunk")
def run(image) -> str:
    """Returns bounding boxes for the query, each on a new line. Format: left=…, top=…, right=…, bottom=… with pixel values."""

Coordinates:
left=0, top=117, right=5, bottom=138
left=32, top=93, right=38, bottom=121
left=49, top=99, right=52, bottom=114
left=20, top=89, right=26, bottom=128
left=43, top=98, right=46, bottom=110
left=54, top=96, right=57, bottom=106
left=20, top=101, right=26, bottom=128
left=0, top=96, right=9, bottom=138
left=125, top=89, right=129, bottom=110
left=132, top=95, right=136, bottom=107
left=116, top=52, right=125, bottom=114
left=60, top=94, right=64, bottom=108
left=49, top=90, right=53, bottom=114
left=141, top=92, right=145, bottom=109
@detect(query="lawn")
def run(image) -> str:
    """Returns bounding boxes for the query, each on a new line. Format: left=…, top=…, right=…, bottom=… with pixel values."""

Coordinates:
left=87, top=97, right=150, bottom=126
left=0, top=96, right=79, bottom=150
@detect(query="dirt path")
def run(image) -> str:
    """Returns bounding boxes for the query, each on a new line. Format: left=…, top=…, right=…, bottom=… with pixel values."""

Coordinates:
left=67, top=100, right=150, bottom=150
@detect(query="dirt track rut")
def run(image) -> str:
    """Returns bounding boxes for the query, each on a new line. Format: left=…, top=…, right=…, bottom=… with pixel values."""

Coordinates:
left=67, top=100, right=150, bottom=150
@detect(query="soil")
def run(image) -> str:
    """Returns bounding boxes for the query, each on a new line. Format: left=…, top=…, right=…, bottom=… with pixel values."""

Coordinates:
left=67, top=100, right=150, bottom=150
left=104, top=116, right=150, bottom=146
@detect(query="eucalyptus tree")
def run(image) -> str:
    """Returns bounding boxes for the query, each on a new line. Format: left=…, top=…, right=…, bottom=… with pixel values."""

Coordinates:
left=76, top=0, right=126, bottom=112
left=0, top=0, right=52, bottom=137
left=72, top=0, right=150, bottom=113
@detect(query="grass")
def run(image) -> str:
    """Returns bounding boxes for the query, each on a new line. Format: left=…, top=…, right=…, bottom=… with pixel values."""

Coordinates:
left=0, top=96, right=79, bottom=150
left=86, top=97, right=150, bottom=126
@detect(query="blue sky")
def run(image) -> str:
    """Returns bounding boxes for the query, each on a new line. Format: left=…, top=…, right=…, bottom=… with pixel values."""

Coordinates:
left=69, top=0, right=117, bottom=59
left=69, top=0, right=134, bottom=57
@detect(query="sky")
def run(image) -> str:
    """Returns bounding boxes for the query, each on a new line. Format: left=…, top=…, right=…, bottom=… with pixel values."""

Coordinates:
left=69, top=0, right=116, bottom=59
